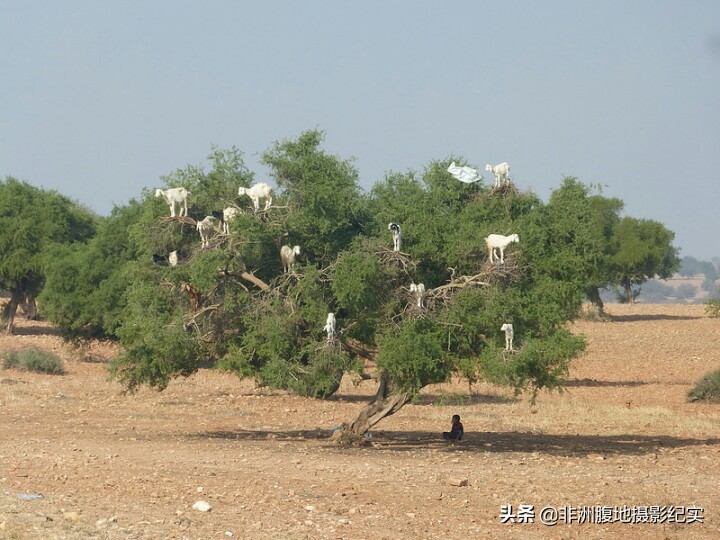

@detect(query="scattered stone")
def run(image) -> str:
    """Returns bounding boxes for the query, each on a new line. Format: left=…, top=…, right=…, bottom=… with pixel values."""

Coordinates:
left=449, top=478, right=469, bottom=487
left=192, top=500, right=212, bottom=512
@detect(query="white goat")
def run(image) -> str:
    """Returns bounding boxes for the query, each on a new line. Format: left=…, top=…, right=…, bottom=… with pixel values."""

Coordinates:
left=447, top=161, right=480, bottom=184
left=280, top=245, right=301, bottom=273
left=238, top=183, right=273, bottom=212
left=155, top=187, right=190, bottom=217
left=410, top=282, right=426, bottom=308
left=485, top=162, right=510, bottom=188
left=485, top=233, right=519, bottom=264
left=196, top=216, right=216, bottom=248
left=388, top=223, right=402, bottom=252
left=212, top=207, right=241, bottom=234
left=500, top=323, right=514, bottom=351
left=324, top=312, right=336, bottom=341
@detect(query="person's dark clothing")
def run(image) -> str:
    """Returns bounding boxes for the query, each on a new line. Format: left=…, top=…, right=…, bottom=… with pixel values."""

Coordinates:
left=443, top=420, right=464, bottom=441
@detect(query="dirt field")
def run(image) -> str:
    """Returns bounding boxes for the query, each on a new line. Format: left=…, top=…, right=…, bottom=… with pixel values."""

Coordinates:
left=1, top=303, right=719, bottom=539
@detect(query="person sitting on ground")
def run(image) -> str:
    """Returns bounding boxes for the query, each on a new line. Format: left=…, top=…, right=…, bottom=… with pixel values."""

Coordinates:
left=443, top=414, right=464, bottom=441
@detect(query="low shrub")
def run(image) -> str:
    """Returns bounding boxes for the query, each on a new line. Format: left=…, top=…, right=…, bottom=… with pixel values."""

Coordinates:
left=2, top=348, right=65, bottom=375
left=687, top=369, right=720, bottom=403
left=705, top=297, right=720, bottom=318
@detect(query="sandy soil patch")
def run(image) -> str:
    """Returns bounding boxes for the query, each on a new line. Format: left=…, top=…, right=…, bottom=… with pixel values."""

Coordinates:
left=1, top=303, right=718, bottom=539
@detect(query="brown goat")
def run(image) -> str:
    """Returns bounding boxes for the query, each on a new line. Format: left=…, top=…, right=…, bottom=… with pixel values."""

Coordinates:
left=180, top=282, right=202, bottom=312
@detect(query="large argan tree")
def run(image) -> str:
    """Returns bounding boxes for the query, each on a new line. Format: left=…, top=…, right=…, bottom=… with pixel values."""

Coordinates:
left=0, top=177, right=96, bottom=334
left=99, top=133, right=590, bottom=438
left=41, top=131, right=679, bottom=440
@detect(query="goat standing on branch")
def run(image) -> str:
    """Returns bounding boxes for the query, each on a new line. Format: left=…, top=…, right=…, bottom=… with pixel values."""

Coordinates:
left=485, top=233, right=519, bottom=265
left=280, top=245, right=301, bottom=273
left=501, top=323, right=514, bottom=351
left=155, top=187, right=190, bottom=217
left=212, top=207, right=241, bottom=234
left=196, top=216, right=216, bottom=248
left=410, top=282, right=426, bottom=308
left=324, top=312, right=336, bottom=342
left=388, top=223, right=402, bottom=252
left=238, top=183, right=273, bottom=212
left=485, top=162, right=510, bottom=188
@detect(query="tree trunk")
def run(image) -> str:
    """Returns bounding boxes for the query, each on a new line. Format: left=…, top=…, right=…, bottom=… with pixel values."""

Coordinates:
left=1, top=285, right=24, bottom=335
left=623, top=279, right=634, bottom=304
left=20, top=291, right=39, bottom=320
left=586, top=285, right=605, bottom=317
left=331, top=370, right=408, bottom=443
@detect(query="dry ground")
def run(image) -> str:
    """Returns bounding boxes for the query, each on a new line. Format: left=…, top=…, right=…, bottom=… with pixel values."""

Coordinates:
left=1, top=304, right=719, bottom=539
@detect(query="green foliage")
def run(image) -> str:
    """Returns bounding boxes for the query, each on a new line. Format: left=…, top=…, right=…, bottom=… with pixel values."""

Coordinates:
left=262, top=129, right=370, bottom=266
left=0, top=177, right=97, bottom=331
left=26, top=134, right=678, bottom=419
left=330, top=240, right=406, bottom=342
left=2, top=348, right=65, bottom=374
left=109, top=272, right=203, bottom=391
left=376, top=318, right=451, bottom=394
left=611, top=217, right=680, bottom=302
left=705, top=297, right=720, bottom=317
left=158, top=146, right=254, bottom=216
left=687, top=369, right=720, bottom=403
left=433, top=393, right=470, bottom=407
left=226, top=266, right=359, bottom=398
left=40, top=201, right=145, bottom=336
left=0, top=178, right=96, bottom=285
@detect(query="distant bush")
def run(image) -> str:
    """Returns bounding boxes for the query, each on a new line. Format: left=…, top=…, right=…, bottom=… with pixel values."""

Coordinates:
left=2, top=348, right=65, bottom=375
left=705, top=297, right=720, bottom=318
left=687, top=369, right=720, bottom=404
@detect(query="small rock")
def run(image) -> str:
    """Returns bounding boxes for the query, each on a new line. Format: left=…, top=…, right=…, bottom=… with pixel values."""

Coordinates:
left=192, top=500, right=212, bottom=512
left=449, top=478, right=469, bottom=487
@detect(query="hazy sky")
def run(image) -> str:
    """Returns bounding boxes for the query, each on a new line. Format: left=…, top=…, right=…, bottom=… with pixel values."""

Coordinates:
left=2, top=1, right=719, bottom=259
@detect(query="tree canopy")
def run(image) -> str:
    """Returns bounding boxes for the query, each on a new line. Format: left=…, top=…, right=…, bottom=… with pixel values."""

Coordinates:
left=27, top=130, right=681, bottom=439
left=0, top=177, right=97, bottom=333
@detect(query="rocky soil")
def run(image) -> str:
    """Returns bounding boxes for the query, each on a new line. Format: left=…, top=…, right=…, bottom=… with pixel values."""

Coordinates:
left=1, top=303, right=719, bottom=539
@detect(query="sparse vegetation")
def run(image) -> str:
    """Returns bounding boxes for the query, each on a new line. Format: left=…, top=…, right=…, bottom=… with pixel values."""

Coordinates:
left=688, top=369, right=720, bottom=404
left=705, top=297, right=720, bottom=318
left=2, top=347, right=65, bottom=374
left=434, top=392, right=470, bottom=407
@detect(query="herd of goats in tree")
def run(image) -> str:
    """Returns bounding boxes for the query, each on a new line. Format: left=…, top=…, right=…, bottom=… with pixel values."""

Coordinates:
left=152, top=161, right=518, bottom=352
